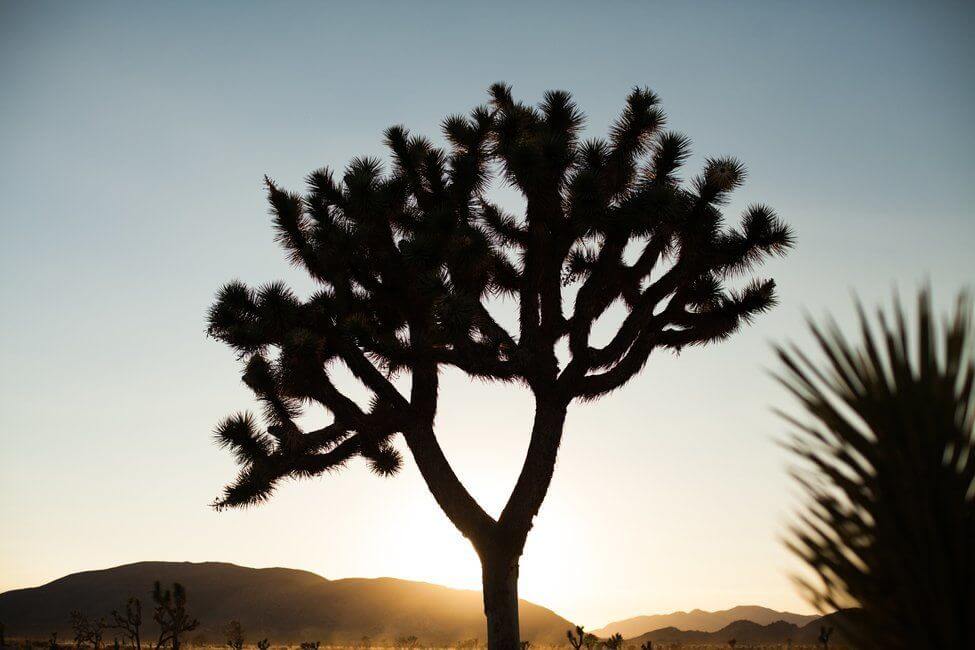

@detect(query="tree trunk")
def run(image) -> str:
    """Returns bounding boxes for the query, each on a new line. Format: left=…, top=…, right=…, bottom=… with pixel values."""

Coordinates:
left=482, top=554, right=521, bottom=650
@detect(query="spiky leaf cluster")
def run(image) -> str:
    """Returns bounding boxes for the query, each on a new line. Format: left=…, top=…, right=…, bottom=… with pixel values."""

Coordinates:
left=778, top=290, right=974, bottom=650
left=209, top=84, right=793, bottom=508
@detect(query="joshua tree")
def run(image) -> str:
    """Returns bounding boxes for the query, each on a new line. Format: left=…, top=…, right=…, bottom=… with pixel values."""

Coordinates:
left=108, top=598, right=142, bottom=650
left=779, top=290, right=974, bottom=650
left=605, top=634, right=624, bottom=650
left=49, top=633, right=58, bottom=650
left=566, top=627, right=585, bottom=650
left=151, top=583, right=199, bottom=650
left=70, top=613, right=103, bottom=650
left=208, top=84, right=793, bottom=650
left=583, top=632, right=599, bottom=650
left=257, top=640, right=270, bottom=650
left=223, top=622, right=243, bottom=650
left=639, top=642, right=652, bottom=650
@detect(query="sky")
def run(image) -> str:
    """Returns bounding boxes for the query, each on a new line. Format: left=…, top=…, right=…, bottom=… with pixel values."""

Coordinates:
left=1, top=0, right=973, bottom=628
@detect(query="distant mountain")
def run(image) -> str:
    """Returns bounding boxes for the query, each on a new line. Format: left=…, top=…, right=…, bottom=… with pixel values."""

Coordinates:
left=0, top=562, right=571, bottom=645
left=592, top=605, right=819, bottom=637
left=629, top=611, right=859, bottom=646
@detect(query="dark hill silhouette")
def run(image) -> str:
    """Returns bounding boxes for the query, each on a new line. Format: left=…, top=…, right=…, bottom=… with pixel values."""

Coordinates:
left=629, top=611, right=857, bottom=646
left=0, top=561, right=571, bottom=645
left=592, top=605, right=818, bottom=637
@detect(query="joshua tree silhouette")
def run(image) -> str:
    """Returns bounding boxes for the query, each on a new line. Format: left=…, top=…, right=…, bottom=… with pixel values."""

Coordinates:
left=779, top=290, right=974, bottom=650
left=257, top=640, right=270, bottom=650
left=566, top=626, right=585, bottom=650
left=69, top=613, right=104, bottom=650
left=605, top=634, right=624, bottom=650
left=107, top=598, right=142, bottom=650
left=150, top=583, right=198, bottom=650
left=208, top=84, right=793, bottom=650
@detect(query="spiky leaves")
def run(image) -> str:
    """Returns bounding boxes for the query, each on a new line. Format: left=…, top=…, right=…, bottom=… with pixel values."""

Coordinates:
left=778, top=290, right=975, bottom=650
left=209, top=84, right=792, bottom=518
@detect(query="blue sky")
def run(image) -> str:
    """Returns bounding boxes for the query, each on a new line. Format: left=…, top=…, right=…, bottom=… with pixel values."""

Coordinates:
left=1, top=0, right=972, bottom=625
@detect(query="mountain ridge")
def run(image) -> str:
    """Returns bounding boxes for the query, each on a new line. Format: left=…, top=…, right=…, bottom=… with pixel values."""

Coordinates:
left=0, top=561, right=571, bottom=645
left=592, top=604, right=819, bottom=637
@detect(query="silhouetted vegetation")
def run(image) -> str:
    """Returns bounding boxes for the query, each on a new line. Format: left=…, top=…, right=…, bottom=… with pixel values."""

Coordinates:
left=566, top=627, right=584, bottom=650
left=223, top=623, right=243, bottom=650
left=69, top=613, right=104, bottom=650
left=779, top=290, right=974, bottom=650
left=108, top=599, right=142, bottom=650
left=207, top=82, right=793, bottom=650
left=393, top=637, right=419, bottom=650
left=150, top=583, right=198, bottom=650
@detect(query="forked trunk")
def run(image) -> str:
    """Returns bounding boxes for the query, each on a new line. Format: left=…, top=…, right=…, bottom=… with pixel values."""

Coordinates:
left=482, top=555, right=521, bottom=650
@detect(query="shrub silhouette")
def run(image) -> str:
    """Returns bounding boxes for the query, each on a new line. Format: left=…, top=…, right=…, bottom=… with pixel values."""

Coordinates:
left=639, top=642, right=653, bottom=650
left=257, top=640, right=270, bottom=650
left=779, top=290, right=974, bottom=650
left=108, top=598, right=142, bottom=650
left=69, top=613, right=104, bottom=650
left=150, top=583, right=198, bottom=650
left=394, top=637, right=419, bottom=650
left=223, top=622, right=243, bottom=650
left=208, top=83, right=793, bottom=650
left=566, top=627, right=584, bottom=650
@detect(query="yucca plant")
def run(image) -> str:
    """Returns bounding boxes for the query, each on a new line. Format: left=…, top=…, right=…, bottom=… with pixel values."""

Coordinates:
left=208, top=83, right=793, bottom=650
left=778, top=289, right=974, bottom=650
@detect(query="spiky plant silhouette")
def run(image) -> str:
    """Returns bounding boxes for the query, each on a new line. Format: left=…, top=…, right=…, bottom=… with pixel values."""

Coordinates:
left=778, top=290, right=974, bottom=650
left=150, top=583, right=198, bottom=650
left=604, top=633, right=624, bottom=650
left=108, top=598, right=142, bottom=650
left=208, top=83, right=793, bottom=650
left=566, top=627, right=585, bottom=650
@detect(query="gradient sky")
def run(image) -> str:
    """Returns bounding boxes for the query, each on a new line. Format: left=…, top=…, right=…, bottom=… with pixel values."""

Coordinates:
left=1, top=0, right=973, bottom=628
